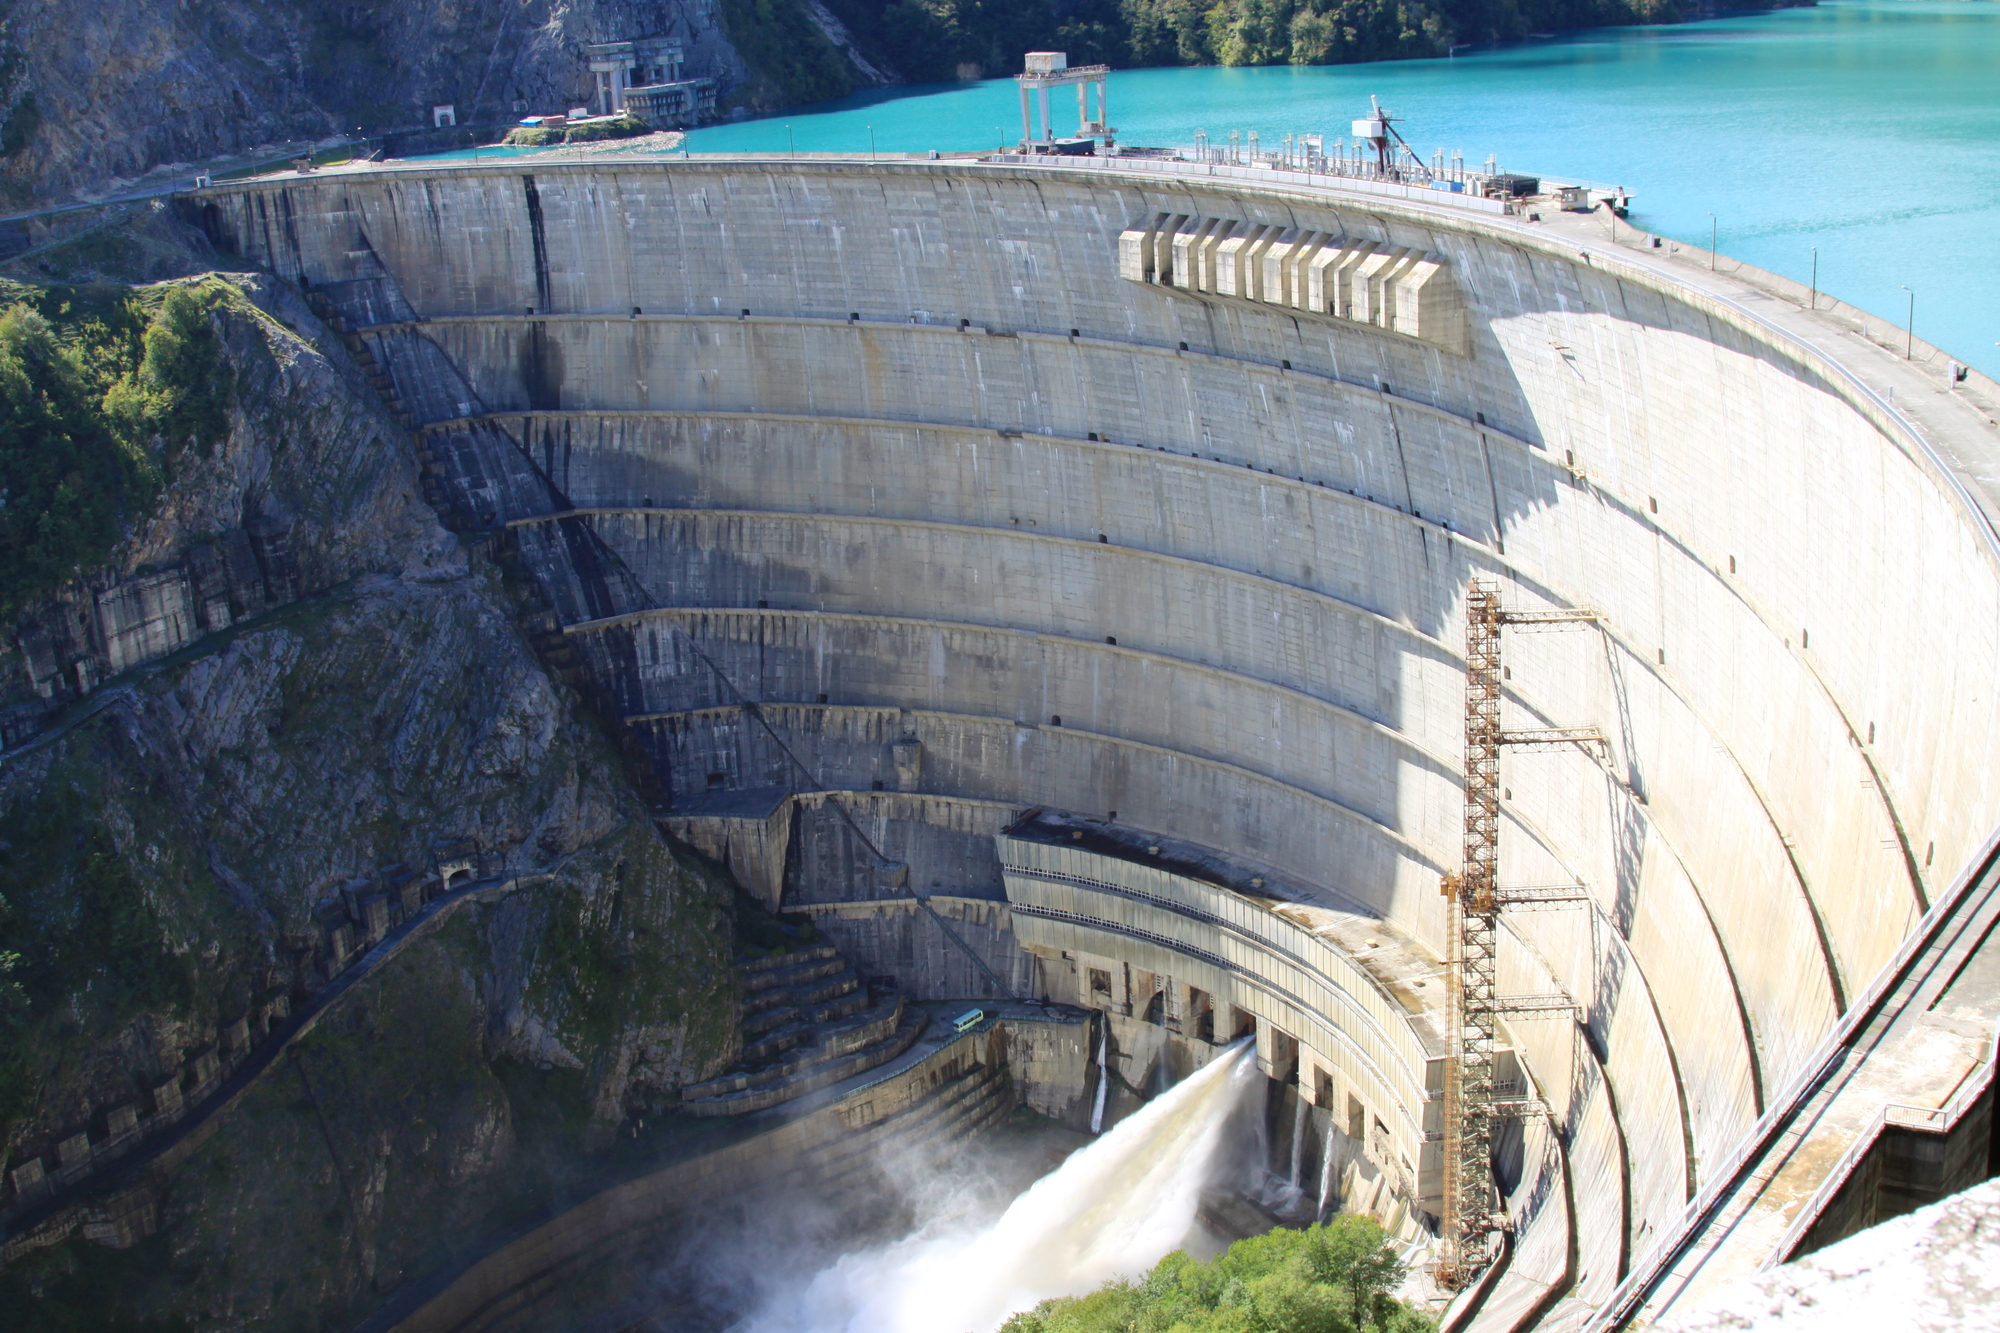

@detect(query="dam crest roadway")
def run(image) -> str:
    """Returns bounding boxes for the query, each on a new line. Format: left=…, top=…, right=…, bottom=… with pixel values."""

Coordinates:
left=189, top=150, right=2000, bottom=1332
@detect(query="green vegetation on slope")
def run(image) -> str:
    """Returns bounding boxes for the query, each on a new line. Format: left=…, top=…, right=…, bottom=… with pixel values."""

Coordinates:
left=817, top=0, right=1787, bottom=87
left=0, top=762, right=212, bottom=1143
left=722, top=0, right=862, bottom=106
left=1001, top=1216, right=1434, bottom=1333
left=0, top=279, right=237, bottom=617
left=523, top=823, right=738, bottom=1066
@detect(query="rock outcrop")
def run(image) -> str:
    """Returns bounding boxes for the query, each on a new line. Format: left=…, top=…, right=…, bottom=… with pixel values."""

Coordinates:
left=0, top=244, right=741, bottom=1325
left=0, top=0, right=769, bottom=208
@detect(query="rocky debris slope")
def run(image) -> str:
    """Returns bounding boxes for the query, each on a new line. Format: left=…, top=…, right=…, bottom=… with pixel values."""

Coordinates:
left=1660, top=1179, right=2000, bottom=1333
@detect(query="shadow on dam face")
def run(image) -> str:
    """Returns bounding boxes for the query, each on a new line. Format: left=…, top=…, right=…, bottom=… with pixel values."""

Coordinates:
left=192, top=159, right=2000, bottom=1329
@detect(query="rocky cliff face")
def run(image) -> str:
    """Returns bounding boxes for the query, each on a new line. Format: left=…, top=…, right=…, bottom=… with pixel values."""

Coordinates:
left=0, top=226, right=742, bottom=1326
left=0, top=0, right=780, bottom=207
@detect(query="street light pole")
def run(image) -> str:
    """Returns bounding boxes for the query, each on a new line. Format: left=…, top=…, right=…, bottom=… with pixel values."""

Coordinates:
left=787, top=124, right=795, bottom=158
left=869, top=126, right=876, bottom=160
left=1708, top=212, right=1717, bottom=270
left=1809, top=247, right=1817, bottom=311
left=1902, top=286, right=1914, bottom=358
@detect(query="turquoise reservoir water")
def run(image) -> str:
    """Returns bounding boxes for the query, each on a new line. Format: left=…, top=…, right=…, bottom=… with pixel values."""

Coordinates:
left=666, top=2, right=2000, bottom=376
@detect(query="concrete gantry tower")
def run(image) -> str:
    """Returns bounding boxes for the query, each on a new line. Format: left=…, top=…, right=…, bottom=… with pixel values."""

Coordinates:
left=1016, top=52, right=1112, bottom=148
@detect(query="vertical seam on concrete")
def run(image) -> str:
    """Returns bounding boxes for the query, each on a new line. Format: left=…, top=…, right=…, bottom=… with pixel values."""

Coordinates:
left=1503, top=1139, right=1583, bottom=1333
left=1594, top=611, right=1850, bottom=1021
left=521, top=174, right=551, bottom=311
left=1384, top=404, right=1431, bottom=575
left=1786, top=653, right=1931, bottom=916
left=1496, top=472, right=1877, bottom=1012
left=1479, top=432, right=1507, bottom=554
left=1651, top=498, right=1925, bottom=923
left=1644, top=831, right=1767, bottom=1120
left=1504, top=913, right=1660, bottom=1278
left=1501, top=918, right=1638, bottom=1287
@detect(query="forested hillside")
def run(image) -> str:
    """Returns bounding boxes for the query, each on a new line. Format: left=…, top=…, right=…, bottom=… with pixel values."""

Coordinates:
left=813, top=0, right=1804, bottom=89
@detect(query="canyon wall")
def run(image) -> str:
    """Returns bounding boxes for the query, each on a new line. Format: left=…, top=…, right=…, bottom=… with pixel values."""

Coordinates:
left=0, top=256, right=742, bottom=1326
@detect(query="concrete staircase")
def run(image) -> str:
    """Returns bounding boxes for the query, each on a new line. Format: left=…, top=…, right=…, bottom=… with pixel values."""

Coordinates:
left=681, top=945, right=927, bottom=1116
left=813, top=1057, right=1014, bottom=1191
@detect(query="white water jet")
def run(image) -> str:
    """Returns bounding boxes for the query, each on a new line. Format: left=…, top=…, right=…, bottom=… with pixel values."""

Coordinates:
left=1287, top=1090, right=1308, bottom=1188
left=1089, top=1018, right=1109, bottom=1134
left=739, top=1040, right=1258, bottom=1333
left=1316, top=1112, right=1338, bottom=1222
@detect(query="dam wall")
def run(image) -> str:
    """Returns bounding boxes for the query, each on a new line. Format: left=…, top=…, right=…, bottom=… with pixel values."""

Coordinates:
left=195, top=157, right=2000, bottom=1327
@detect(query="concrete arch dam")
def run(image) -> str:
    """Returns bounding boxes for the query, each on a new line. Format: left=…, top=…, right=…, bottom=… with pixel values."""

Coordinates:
left=196, top=158, right=2000, bottom=1331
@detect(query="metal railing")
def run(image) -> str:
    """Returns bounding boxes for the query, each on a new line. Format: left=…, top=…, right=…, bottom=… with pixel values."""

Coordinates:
left=977, top=150, right=1510, bottom=215
left=1758, top=1019, right=1999, bottom=1270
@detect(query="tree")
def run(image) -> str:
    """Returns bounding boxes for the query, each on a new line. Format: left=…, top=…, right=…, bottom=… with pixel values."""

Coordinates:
left=1000, top=1215, right=1431, bottom=1333
left=1303, top=1214, right=1409, bottom=1328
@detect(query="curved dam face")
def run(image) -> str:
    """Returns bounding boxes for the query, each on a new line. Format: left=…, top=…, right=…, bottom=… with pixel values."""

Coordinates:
left=197, top=160, right=2000, bottom=1326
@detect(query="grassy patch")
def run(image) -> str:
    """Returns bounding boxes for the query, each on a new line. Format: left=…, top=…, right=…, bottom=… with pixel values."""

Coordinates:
left=562, top=116, right=650, bottom=143
left=492, top=1056, right=594, bottom=1155
left=502, top=126, right=563, bottom=147
left=0, top=277, right=239, bottom=617
left=523, top=824, right=737, bottom=1067
left=503, top=117, right=654, bottom=147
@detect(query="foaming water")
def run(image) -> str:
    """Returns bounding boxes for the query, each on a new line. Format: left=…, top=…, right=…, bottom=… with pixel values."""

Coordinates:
left=736, top=1041, right=1258, bottom=1333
